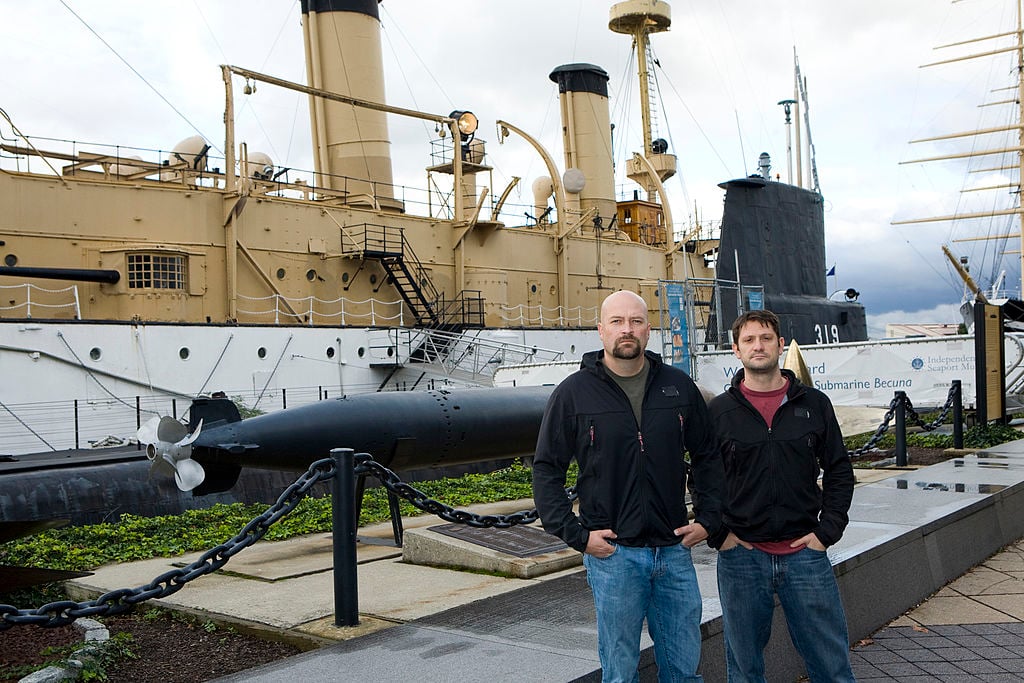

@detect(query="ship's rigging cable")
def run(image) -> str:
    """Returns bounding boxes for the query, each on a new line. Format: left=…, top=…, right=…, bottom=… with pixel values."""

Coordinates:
left=57, top=0, right=218, bottom=155
left=0, top=400, right=55, bottom=451
left=195, top=334, right=235, bottom=398
left=253, top=334, right=293, bottom=409
left=55, top=331, right=160, bottom=416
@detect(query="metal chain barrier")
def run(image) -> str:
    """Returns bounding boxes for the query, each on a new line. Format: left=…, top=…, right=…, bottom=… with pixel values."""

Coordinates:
left=847, top=383, right=960, bottom=458
left=847, top=394, right=899, bottom=457
left=354, top=453, right=576, bottom=528
left=1, top=453, right=572, bottom=629
left=904, top=383, right=958, bottom=432
left=0, top=458, right=337, bottom=630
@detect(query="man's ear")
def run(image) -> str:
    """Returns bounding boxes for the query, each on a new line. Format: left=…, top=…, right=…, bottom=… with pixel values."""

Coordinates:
left=731, top=343, right=741, bottom=358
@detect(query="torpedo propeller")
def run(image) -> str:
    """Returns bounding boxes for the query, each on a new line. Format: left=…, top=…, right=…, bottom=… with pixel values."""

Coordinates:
left=137, top=416, right=205, bottom=491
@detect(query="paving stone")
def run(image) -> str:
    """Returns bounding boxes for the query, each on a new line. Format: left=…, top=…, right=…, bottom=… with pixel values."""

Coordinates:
left=963, top=623, right=1014, bottom=635
left=995, top=657, right=1024, bottom=673
left=858, top=649, right=907, bottom=664
left=927, top=625, right=974, bottom=637
left=901, top=648, right=947, bottom=662
left=946, top=634, right=999, bottom=648
left=947, top=566, right=1016, bottom=595
left=850, top=661, right=887, bottom=678
left=910, top=597, right=1015, bottom=625
left=983, top=632, right=1024, bottom=647
left=877, top=661, right=930, bottom=677
left=916, top=660, right=969, bottom=676
left=956, top=658, right=1011, bottom=675
left=928, top=647, right=982, bottom=662
left=970, top=645, right=1018, bottom=660
left=974, top=593, right=1024, bottom=620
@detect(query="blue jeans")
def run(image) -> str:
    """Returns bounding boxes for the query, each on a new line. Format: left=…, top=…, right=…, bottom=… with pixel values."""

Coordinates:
left=583, top=543, right=704, bottom=683
left=716, top=545, right=854, bottom=683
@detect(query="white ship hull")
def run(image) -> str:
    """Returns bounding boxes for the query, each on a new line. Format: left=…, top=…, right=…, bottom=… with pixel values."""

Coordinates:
left=0, top=321, right=595, bottom=455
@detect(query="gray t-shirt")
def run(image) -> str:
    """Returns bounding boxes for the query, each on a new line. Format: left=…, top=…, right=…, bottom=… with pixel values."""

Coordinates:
left=607, top=358, right=649, bottom=425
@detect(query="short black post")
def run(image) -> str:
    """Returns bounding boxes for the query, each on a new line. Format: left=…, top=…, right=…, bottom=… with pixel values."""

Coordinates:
left=136, top=396, right=142, bottom=451
left=74, top=399, right=80, bottom=450
left=952, top=380, right=964, bottom=449
left=331, top=447, right=359, bottom=627
left=895, top=391, right=908, bottom=467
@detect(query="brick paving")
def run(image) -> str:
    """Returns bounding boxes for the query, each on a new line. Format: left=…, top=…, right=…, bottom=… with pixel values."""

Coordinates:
left=852, top=540, right=1024, bottom=682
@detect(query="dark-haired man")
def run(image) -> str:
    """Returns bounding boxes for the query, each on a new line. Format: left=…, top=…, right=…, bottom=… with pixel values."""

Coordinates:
left=708, top=309, right=855, bottom=682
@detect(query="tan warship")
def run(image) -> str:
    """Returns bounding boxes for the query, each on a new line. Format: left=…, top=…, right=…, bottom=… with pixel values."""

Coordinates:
left=0, top=1, right=716, bottom=453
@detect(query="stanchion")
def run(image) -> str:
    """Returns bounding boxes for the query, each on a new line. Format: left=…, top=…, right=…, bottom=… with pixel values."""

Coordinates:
left=332, top=447, right=359, bottom=627
left=894, top=391, right=908, bottom=467
left=952, top=380, right=963, bottom=449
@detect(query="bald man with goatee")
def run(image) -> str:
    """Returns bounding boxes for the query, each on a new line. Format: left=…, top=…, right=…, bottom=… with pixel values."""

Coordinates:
left=533, top=290, right=724, bottom=683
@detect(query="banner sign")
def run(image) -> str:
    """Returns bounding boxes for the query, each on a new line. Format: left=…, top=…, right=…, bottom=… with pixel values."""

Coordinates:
left=693, top=334, right=1023, bottom=408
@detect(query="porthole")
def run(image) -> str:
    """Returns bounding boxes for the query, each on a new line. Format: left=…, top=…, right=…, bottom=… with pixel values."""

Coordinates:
left=276, top=268, right=286, bottom=280
left=306, top=269, right=316, bottom=281
left=530, top=284, right=538, bottom=293
left=179, top=347, right=190, bottom=360
left=369, top=274, right=378, bottom=285
left=326, top=347, right=335, bottom=359
left=89, top=347, right=101, bottom=361
left=342, top=273, right=350, bottom=283
left=387, top=347, right=394, bottom=357
left=257, top=347, right=267, bottom=359
left=4, top=254, right=16, bottom=267
left=570, top=344, right=576, bottom=354
left=357, top=347, right=365, bottom=358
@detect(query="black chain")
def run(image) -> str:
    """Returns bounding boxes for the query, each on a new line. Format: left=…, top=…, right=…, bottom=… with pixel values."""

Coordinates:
left=905, top=383, right=958, bottom=432
left=847, top=385, right=959, bottom=457
left=0, top=458, right=337, bottom=630
left=354, top=453, right=576, bottom=528
left=1, top=454, right=571, bottom=629
left=847, top=395, right=900, bottom=457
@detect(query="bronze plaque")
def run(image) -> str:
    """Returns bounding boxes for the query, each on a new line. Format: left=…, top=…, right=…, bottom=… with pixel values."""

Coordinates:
left=431, top=523, right=569, bottom=558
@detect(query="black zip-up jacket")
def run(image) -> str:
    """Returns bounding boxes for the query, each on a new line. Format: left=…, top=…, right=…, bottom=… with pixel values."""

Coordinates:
left=707, top=368, right=854, bottom=549
left=532, top=350, right=724, bottom=552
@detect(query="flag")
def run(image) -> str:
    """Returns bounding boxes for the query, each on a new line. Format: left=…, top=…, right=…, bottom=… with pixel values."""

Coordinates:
left=825, top=265, right=836, bottom=277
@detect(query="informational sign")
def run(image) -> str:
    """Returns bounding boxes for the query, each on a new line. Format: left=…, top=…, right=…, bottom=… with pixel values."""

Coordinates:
left=660, top=281, right=690, bottom=371
left=692, top=334, right=1024, bottom=408
left=747, top=290, right=764, bottom=311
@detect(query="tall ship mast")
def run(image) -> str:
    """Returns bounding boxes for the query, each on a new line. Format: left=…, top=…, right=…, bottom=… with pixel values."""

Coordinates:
left=894, top=0, right=1024, bottom=311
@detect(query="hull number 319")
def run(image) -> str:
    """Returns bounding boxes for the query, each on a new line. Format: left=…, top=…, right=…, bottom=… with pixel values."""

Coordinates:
left=814, top=324, right=840, bottom=344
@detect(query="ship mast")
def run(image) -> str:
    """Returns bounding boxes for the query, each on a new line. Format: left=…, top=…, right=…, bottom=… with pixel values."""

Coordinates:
left=893, top=0, right=1024, bottom=297
left=609, top=0, right=677, bottom=203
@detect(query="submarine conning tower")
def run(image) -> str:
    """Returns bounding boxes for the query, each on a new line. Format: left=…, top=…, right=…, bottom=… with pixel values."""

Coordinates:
left=549, top=64, right=617, bottom=229
left=300, top=0, right=401, bottom=211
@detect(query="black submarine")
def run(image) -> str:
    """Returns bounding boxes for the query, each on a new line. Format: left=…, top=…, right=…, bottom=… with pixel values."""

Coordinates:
left=713, top=152, right=867, bottom=347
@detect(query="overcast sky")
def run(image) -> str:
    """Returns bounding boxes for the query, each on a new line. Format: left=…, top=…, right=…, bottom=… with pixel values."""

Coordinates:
left=2, top=0, right=1019, bottom=338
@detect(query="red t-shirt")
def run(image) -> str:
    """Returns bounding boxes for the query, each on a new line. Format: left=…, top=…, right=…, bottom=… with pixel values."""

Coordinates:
left=738, top=378, right=803, bottom=555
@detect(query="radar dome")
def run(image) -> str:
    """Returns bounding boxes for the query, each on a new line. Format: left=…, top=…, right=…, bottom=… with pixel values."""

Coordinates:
left=248, top=151, right=275, bottom=180
left=563, top=168, right=586, bottom=194
left=170, top=135, right=210, bottom=170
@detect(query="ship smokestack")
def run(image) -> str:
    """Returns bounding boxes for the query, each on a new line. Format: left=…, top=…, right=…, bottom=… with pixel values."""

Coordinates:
left=549, top=64, right=616, bottom=229
left=301, top=0, right=400, bottom=210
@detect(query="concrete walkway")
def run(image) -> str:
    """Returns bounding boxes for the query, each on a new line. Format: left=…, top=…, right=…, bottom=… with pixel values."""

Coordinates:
left=62, top=442, right=1024, bottom=682
left=852, top=538, right=1024, bottom=681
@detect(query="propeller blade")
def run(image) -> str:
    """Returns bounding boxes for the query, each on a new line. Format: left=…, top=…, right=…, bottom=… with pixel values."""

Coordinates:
left=173, top=458, right=206, bottom=491
left=137, top=416, right=162, bottom=446
left=156, top=416, right=188, bottom=444
left=176, top=419, right=203, bottom=447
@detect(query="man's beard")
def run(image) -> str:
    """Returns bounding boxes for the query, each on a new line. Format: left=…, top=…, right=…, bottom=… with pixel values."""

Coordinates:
left=612, top=336, right=643, bottom=359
